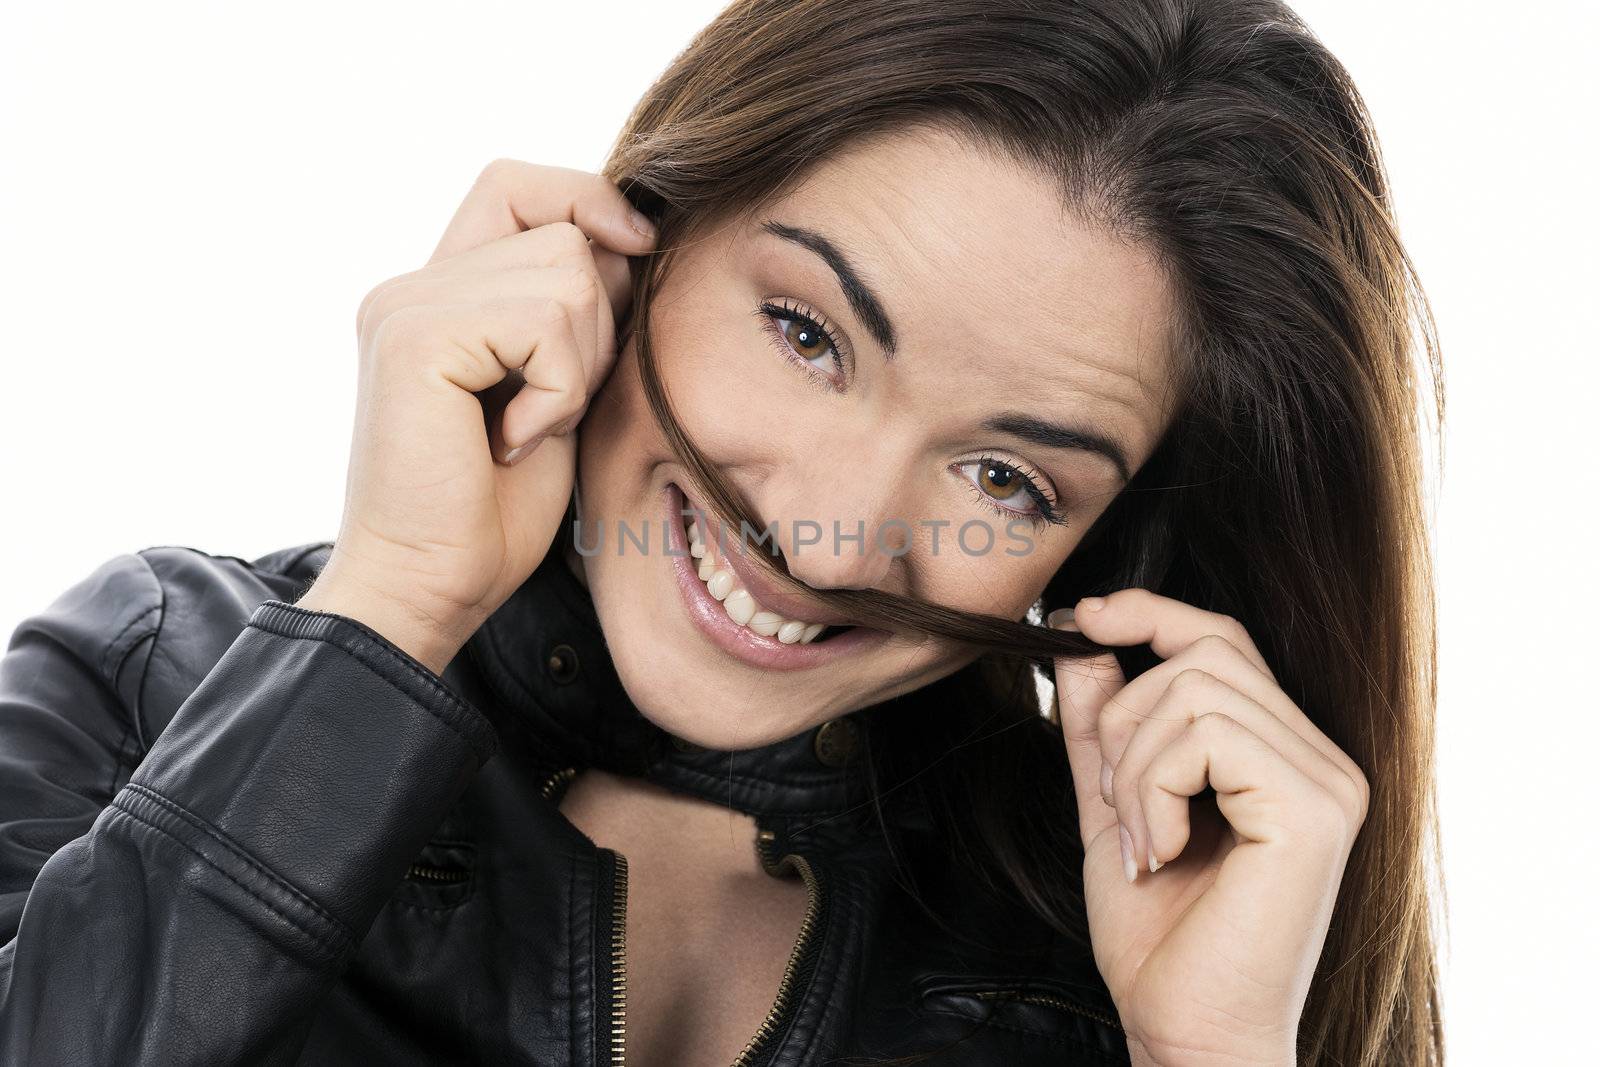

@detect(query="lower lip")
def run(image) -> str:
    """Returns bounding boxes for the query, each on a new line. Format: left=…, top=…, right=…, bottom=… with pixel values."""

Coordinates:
left=663, top=482, right=890, bottom=671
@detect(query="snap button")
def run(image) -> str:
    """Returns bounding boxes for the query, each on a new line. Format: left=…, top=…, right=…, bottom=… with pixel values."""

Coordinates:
left=545, top=643, right=580, bottom=685
left=812, top=716, right=861, bottom=768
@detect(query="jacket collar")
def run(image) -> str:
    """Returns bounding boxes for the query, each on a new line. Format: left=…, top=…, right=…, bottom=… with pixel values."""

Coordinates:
left=464, top=542, right=875, bottom=823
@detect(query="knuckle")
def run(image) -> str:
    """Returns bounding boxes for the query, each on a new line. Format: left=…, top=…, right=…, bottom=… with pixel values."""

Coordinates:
left=1134, top=762, right=1157, bottom=804
left=372, top=305, right=435, bottom=357
left=1192, top=632, right=1240, bottom=661
left=551, top=385, right=588, bottom=422
left=1346, top=769, right=1372, bottom=824
left=556, top=264, right=599, bottom=302
left=1192, top=710, right=1234, bottom=738
left=542, top=220, right=590, bottom=256
left=356, top=275, right=410, bottom=333
left=1111, top=586, right=1151, bottom=608
left=1171, top=666, right=1215, bottom=693
left=476, top=157, right=523, bottom=188
left=1304, top=789, right=1353, bottom=839
left=528, top=294, right=572, bottom=329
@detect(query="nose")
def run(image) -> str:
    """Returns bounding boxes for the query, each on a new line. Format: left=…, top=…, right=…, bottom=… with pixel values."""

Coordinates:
left=764, top=480, right=911, bottom=593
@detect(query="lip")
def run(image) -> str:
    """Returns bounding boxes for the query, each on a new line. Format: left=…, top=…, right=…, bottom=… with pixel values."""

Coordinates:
left=663, top=482, right=889, bottom=671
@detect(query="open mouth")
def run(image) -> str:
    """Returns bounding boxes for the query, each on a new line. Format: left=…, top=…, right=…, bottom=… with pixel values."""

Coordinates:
left=663, top=481, right=886, bottom=670
left=676, top=487, right=851, bottom=643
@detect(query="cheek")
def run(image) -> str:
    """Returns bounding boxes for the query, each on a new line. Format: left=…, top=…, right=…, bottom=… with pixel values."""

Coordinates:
left=644, top=305, right=810, bottom=464
left=914, top=528, right=1075, bottom=619
left=574, top=341, right=655, bottom=505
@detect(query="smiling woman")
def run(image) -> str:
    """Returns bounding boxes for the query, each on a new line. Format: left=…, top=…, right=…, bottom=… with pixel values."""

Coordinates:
left=0, top=1, right=1443, bottom=1065
left=576, top=127, right=1179, bottom=744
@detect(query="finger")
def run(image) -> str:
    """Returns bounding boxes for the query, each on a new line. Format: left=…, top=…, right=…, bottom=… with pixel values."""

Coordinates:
left=1138, top=710, right=1356, bottom=893
left=446, top=227, right=633, bottom=325
left=1140, top=710, right=1352, bottom=989
left=495, top=432, right=579, bottom=563
left=498, top=303, right=589, bottom=455
left=1110, top=669, right=1359, bottom=876
left=1092, top=632, right=1363, bottom=796
left=362, top=263, right=604, bottom=400
left=372, top=298, right=588, bottom=456
left=429, top=226, right=613, bottom=383
left=368, top=221, right=616, bottom=339
left=1048, top=605, right=1126, bottom=847
left=428, top=159, right=657, bottom=265
left=1076, top=588, right=1276, bottom=679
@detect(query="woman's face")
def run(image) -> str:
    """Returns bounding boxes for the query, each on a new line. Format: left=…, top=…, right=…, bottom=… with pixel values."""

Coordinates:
left=575, top=125, right=1179, bottom=749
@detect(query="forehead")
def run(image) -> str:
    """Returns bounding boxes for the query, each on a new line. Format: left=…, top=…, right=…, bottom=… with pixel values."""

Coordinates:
left=727, top=124, right=1180, bottom=461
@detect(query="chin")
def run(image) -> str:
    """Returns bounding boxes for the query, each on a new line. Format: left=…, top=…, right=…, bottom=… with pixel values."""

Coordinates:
left=615, top=643, right=840, bottom=750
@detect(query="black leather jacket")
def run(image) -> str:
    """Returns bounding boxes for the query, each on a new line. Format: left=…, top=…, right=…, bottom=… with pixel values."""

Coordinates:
left=0, top=540, right=1131, bottom=1065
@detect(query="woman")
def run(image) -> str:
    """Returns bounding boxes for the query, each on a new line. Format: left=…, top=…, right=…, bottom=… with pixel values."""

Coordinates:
left=0, top=0, right=1444, bottom=1063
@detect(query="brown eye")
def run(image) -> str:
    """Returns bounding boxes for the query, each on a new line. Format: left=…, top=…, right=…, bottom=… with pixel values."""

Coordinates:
left=782, top=316, right=830, bottom=361
left=979, top=463, right=1025, bottom=500
left=954, top=457, right=1066, bottom=528
left=758, top=300, right=844, bottom=380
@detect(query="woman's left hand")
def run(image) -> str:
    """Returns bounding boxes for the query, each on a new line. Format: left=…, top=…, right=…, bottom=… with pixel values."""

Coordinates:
left=1049, top=589, right=1369, bottom=1065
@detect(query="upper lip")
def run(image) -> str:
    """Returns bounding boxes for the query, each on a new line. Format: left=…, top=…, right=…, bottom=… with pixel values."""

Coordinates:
left=674, top=482, right=858, bottom=628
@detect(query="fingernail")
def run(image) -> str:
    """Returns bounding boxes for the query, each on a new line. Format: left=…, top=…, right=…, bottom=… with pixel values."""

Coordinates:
left=1148, top=846, right=1163, bottom=873
left=1118, top=823, right=1137, bottom=883
left=1100, top=760, right=1114, bottom=801
left=1079, top=595, right=1106, bottom=612
left=627, top=209, right=657, bottom=239
left=1046, top=607, right=1078, bottom=631
left=502, top=434, right=544, bottom=465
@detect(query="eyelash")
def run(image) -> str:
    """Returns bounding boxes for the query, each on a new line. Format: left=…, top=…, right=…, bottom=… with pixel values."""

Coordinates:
left=754, top=298, right=1067, bottom=531
left=958, top=454, right=1069, bottom=530
left=755, top=298, right=848, bottom=389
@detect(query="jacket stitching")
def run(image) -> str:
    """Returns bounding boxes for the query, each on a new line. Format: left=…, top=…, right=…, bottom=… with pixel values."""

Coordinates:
left=98, top=602, right=160, bottom=678
left=386, top=884, right=476, bottom=913
left=118, top=782, right=353, bottom=944
left=129, top=548, right=175, bottom=755
left=105, top=802, right=350, bottom=962
left=103, top=646, right=149, bottom=800
left=247, top=608, right=496, bottom=762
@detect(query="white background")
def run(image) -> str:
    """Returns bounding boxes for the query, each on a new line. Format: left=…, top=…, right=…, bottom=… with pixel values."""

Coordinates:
left=2, top=2, right=1594, bottom=1060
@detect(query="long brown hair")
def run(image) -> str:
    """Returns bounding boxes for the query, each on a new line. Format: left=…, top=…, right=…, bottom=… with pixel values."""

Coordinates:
left=597, top=1, right=1445, bottom=1062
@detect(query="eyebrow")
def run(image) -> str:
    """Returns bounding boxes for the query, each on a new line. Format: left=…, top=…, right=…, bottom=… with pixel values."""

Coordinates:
left=760, top=219, right=898, bottom=357
left=982, top=413, right=1134, bottom=485
left=762, top=218, right=1135, bottom=484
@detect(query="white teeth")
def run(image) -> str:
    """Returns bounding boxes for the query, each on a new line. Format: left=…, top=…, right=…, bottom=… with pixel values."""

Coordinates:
left=723, top=588, right=757, bottom=626
left=683, top=515, right=843, bottom=646
left=748, top=612, right=784, bottom=637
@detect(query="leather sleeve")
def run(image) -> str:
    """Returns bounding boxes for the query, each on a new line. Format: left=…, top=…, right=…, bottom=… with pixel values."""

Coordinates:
left=0, top=551, right=500, bottom=1066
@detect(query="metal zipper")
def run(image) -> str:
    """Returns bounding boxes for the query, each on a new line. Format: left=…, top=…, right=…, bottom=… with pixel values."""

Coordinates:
left=541, top=764, right=579, bottom=802
left=972, top=989, right=1124, bottom=1030
left=597, top=847, right=629, bottom=1065
left=407, top=769, right=576, bottom=884
left=729, top=828, right=826, bottom=1067
left=403, top=862, right=471, bottom=884
left=537, top=764, right=627, bottom=1063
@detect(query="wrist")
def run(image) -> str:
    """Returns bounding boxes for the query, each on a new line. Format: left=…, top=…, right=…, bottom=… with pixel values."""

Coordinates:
left=295, top=570, right=480, bottom=675
left=1127, top=1034, right=1296, bottom=1067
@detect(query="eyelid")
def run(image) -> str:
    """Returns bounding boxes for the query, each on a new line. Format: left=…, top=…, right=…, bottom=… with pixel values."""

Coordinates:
left=758, top=297, right=853, bottom=380
left=954, top=454, right=1068, bottom=525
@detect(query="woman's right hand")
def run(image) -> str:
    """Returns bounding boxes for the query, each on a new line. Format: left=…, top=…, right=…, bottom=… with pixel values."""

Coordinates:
left=297, top=160, right=659, bottom=672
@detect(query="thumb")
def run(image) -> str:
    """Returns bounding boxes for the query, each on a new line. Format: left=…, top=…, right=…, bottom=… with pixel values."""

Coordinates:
left=1048, top=604, right=1127, bottom=846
